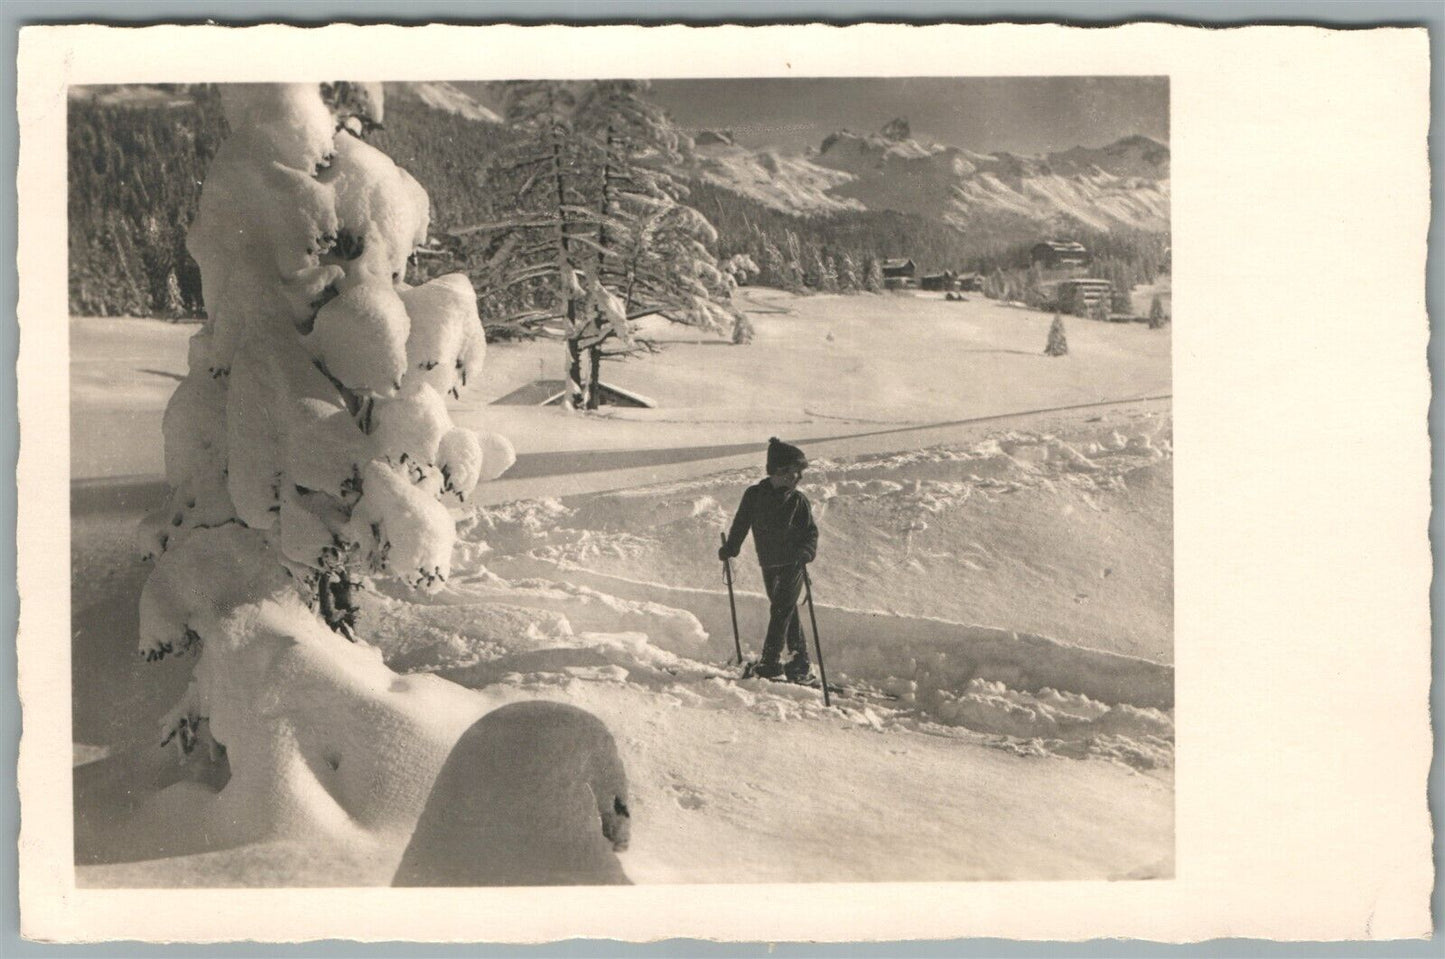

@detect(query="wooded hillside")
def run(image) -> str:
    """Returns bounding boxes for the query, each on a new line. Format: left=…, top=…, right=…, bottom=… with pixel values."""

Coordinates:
left=68, top=86, right=1169, bottom=319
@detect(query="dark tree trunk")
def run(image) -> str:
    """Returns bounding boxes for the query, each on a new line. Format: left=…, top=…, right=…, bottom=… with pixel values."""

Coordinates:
left=586, top=344, right=603, bottom=410
left=567, top=336, right=585, bottom=409
left=318, top=569, right=360, bottom=642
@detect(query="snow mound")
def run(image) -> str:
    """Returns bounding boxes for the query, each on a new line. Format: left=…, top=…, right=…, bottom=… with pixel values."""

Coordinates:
left=393, top=701, right=630, bottom=886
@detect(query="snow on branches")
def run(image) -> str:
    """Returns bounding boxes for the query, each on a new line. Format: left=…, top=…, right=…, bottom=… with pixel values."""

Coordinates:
left=141, top=82, right=513, bottom=676
left=453, top=79, right=744, bottom=410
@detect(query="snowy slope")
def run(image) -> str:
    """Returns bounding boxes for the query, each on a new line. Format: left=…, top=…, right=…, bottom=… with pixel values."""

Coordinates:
left=690, top=133, right=864, bottom=216
left=386, top=81, right=501, bottom=123
left=74, top=411, right=1173, bottom=887
left=690, top=123, right=1170, bottom=233
left=813, top=129, right=1169, bottom=232
left=479, top=414, right=1174, bottom=664
left=70, top=293, right=1172, bottom=888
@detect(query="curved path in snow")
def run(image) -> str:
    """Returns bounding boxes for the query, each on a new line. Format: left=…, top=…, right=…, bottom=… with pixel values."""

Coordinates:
left=473, top=394, right=1171, bottom=504
left=501, top=394, right=1172, bottom=480
left=71, top=394, right=1171, bottom=515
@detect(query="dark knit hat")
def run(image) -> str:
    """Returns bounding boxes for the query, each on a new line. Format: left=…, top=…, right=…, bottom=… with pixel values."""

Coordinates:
left=766, top=437, right=808, bottom=473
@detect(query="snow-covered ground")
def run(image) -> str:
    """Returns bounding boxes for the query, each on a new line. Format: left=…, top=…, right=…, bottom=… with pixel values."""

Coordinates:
left=71, top=288, right=1173, bottom=886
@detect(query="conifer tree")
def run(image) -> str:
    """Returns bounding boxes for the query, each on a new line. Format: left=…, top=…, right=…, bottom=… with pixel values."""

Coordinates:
left=1024, top=262, right=1048, bottom=309
left=758, top=238, right=786, bottom=289
left=1109, top=261, right=1135, bottom=314
left=834, top=252, right=859, bottom=292
left=141, top=82, right=511, bottom=760
left=1045, top=312, right=1069, bottom=356
left=1148, top=293, right=1166, bottom=329
left=461, top=80, right=742, bottom=409
left=862, top=255, right=884, bottom=293
left=465, top=80, right=602, bottom=409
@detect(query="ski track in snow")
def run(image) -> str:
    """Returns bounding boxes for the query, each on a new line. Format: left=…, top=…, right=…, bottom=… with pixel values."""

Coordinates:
left=378, top=414, right=1174, bottom=772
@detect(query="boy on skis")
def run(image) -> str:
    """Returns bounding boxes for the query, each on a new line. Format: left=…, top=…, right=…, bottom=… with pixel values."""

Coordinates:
left=718, top=437, right=819, bottom=683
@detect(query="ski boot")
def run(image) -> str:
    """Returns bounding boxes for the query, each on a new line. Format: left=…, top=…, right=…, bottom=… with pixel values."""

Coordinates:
left=785, top=662, right=819, bottom=687
left=743, top=660, right=785, bottom=681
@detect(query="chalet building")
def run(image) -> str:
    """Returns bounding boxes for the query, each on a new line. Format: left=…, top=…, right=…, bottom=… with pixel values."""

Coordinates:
left=920, top=270, right=958, bottom=291
left=1031, top=240, right=1090, bottom=270
left=955, top=272, right=983, bottom=292
left=1055, top=278, right=1113, bottom=316
left=881, top=258, right=918, bottom=289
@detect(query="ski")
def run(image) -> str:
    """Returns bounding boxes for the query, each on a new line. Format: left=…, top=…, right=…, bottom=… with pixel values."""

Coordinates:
left=737, top=660, right=899, bottom=704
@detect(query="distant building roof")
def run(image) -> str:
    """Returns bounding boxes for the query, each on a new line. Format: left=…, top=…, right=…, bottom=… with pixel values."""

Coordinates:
left=493, top=379, right=657, bottom=409
left=881, top=258, right=916, bottom=274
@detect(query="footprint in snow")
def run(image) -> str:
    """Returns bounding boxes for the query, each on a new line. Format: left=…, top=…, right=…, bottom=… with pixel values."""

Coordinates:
left=671, top=782, right=706, bottom=811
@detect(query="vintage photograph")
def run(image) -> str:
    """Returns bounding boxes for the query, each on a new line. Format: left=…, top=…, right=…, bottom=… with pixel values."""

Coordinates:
left=66, top=73, right=1173, bottom=888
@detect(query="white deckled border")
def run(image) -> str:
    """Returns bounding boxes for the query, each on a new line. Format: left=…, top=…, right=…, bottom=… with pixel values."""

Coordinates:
left=17, top=22, right=1433, bottom=944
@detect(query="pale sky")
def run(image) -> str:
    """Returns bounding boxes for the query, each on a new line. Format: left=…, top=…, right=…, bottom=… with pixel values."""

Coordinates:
left=647, top=77, right=1168, bottom=155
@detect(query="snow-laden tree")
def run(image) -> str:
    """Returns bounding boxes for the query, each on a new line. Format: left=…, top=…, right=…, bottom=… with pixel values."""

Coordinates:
left=862, top=255, right=884, bottom=293
left=572, top=80, right=741, bottom=405
left=834, top=252, right=859, bottom=293
left=138, top=82, right=513, bottom=757
left=723, top=253, right=758, bottom=288
left=1045, top=312, right=1069, bottom=356
left=479, top=80, right=607, bottom=410
left=757, top=238, right=787, bottom=289
left=457, top=79, right=744, bottom=410
left=1148, top=293, right=1167, bottom=329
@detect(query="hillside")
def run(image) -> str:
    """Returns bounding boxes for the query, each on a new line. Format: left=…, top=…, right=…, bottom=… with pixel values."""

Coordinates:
left=67, top=85, right=1169, bottom=318
left=66, top=82, right=511, bottom=317
left=689, top=130, right=862, bottom=216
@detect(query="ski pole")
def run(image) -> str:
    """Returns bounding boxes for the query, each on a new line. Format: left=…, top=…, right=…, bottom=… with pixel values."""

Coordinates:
left=801, top=565, right=831, bottom=707
left=720, top=533, right=743, bottom=664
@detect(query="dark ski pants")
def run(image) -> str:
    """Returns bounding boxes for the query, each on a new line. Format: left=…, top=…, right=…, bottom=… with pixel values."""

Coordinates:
left=760, top=563, right=809, bottom=669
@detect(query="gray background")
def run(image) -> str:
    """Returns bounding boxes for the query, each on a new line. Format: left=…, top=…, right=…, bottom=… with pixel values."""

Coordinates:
left=5, top=1, right=1439, bottom=955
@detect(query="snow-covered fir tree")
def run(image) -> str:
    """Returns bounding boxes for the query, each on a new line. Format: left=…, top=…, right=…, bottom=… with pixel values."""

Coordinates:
left=862, top=255, right=884, bottom=293
left=138, top=82, right=513, bottom=757
left=1148, top=293, right=1166, bottom=329
left=723, top=253, right=758, bottom=287
left=481, top=80, right=604, bottom=410
left=834, top=252, right=859, bottom=293
left=757, top=238, right=787, bottom=289
left=459, top=80, right=743, bottom=411
left=1045, top=312, right=1069, bottom=356
left=576, top=80, right=747, bottom=405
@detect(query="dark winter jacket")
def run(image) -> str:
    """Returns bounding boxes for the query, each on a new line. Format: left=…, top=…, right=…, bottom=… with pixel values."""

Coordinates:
left=721, top=479, right=818, bottom=569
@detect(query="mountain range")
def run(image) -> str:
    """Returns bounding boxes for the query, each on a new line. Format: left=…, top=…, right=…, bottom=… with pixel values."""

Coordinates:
left=386, top=82, right=1170, bottom=236
left=67, top=81, right=1168, bottom=318
left=685, top=124, right=1168, bottom=235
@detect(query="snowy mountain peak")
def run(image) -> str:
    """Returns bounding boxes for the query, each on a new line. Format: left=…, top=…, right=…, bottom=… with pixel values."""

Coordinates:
left=1045, top=135, right=1170, bottom=179
left=705, top=124, right=1169, bottom=235
left=692, top=129, right=736, bottom=148
left=880, top=117, right=912, bottom=141
left=387, top=82, right=501, bottom=123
